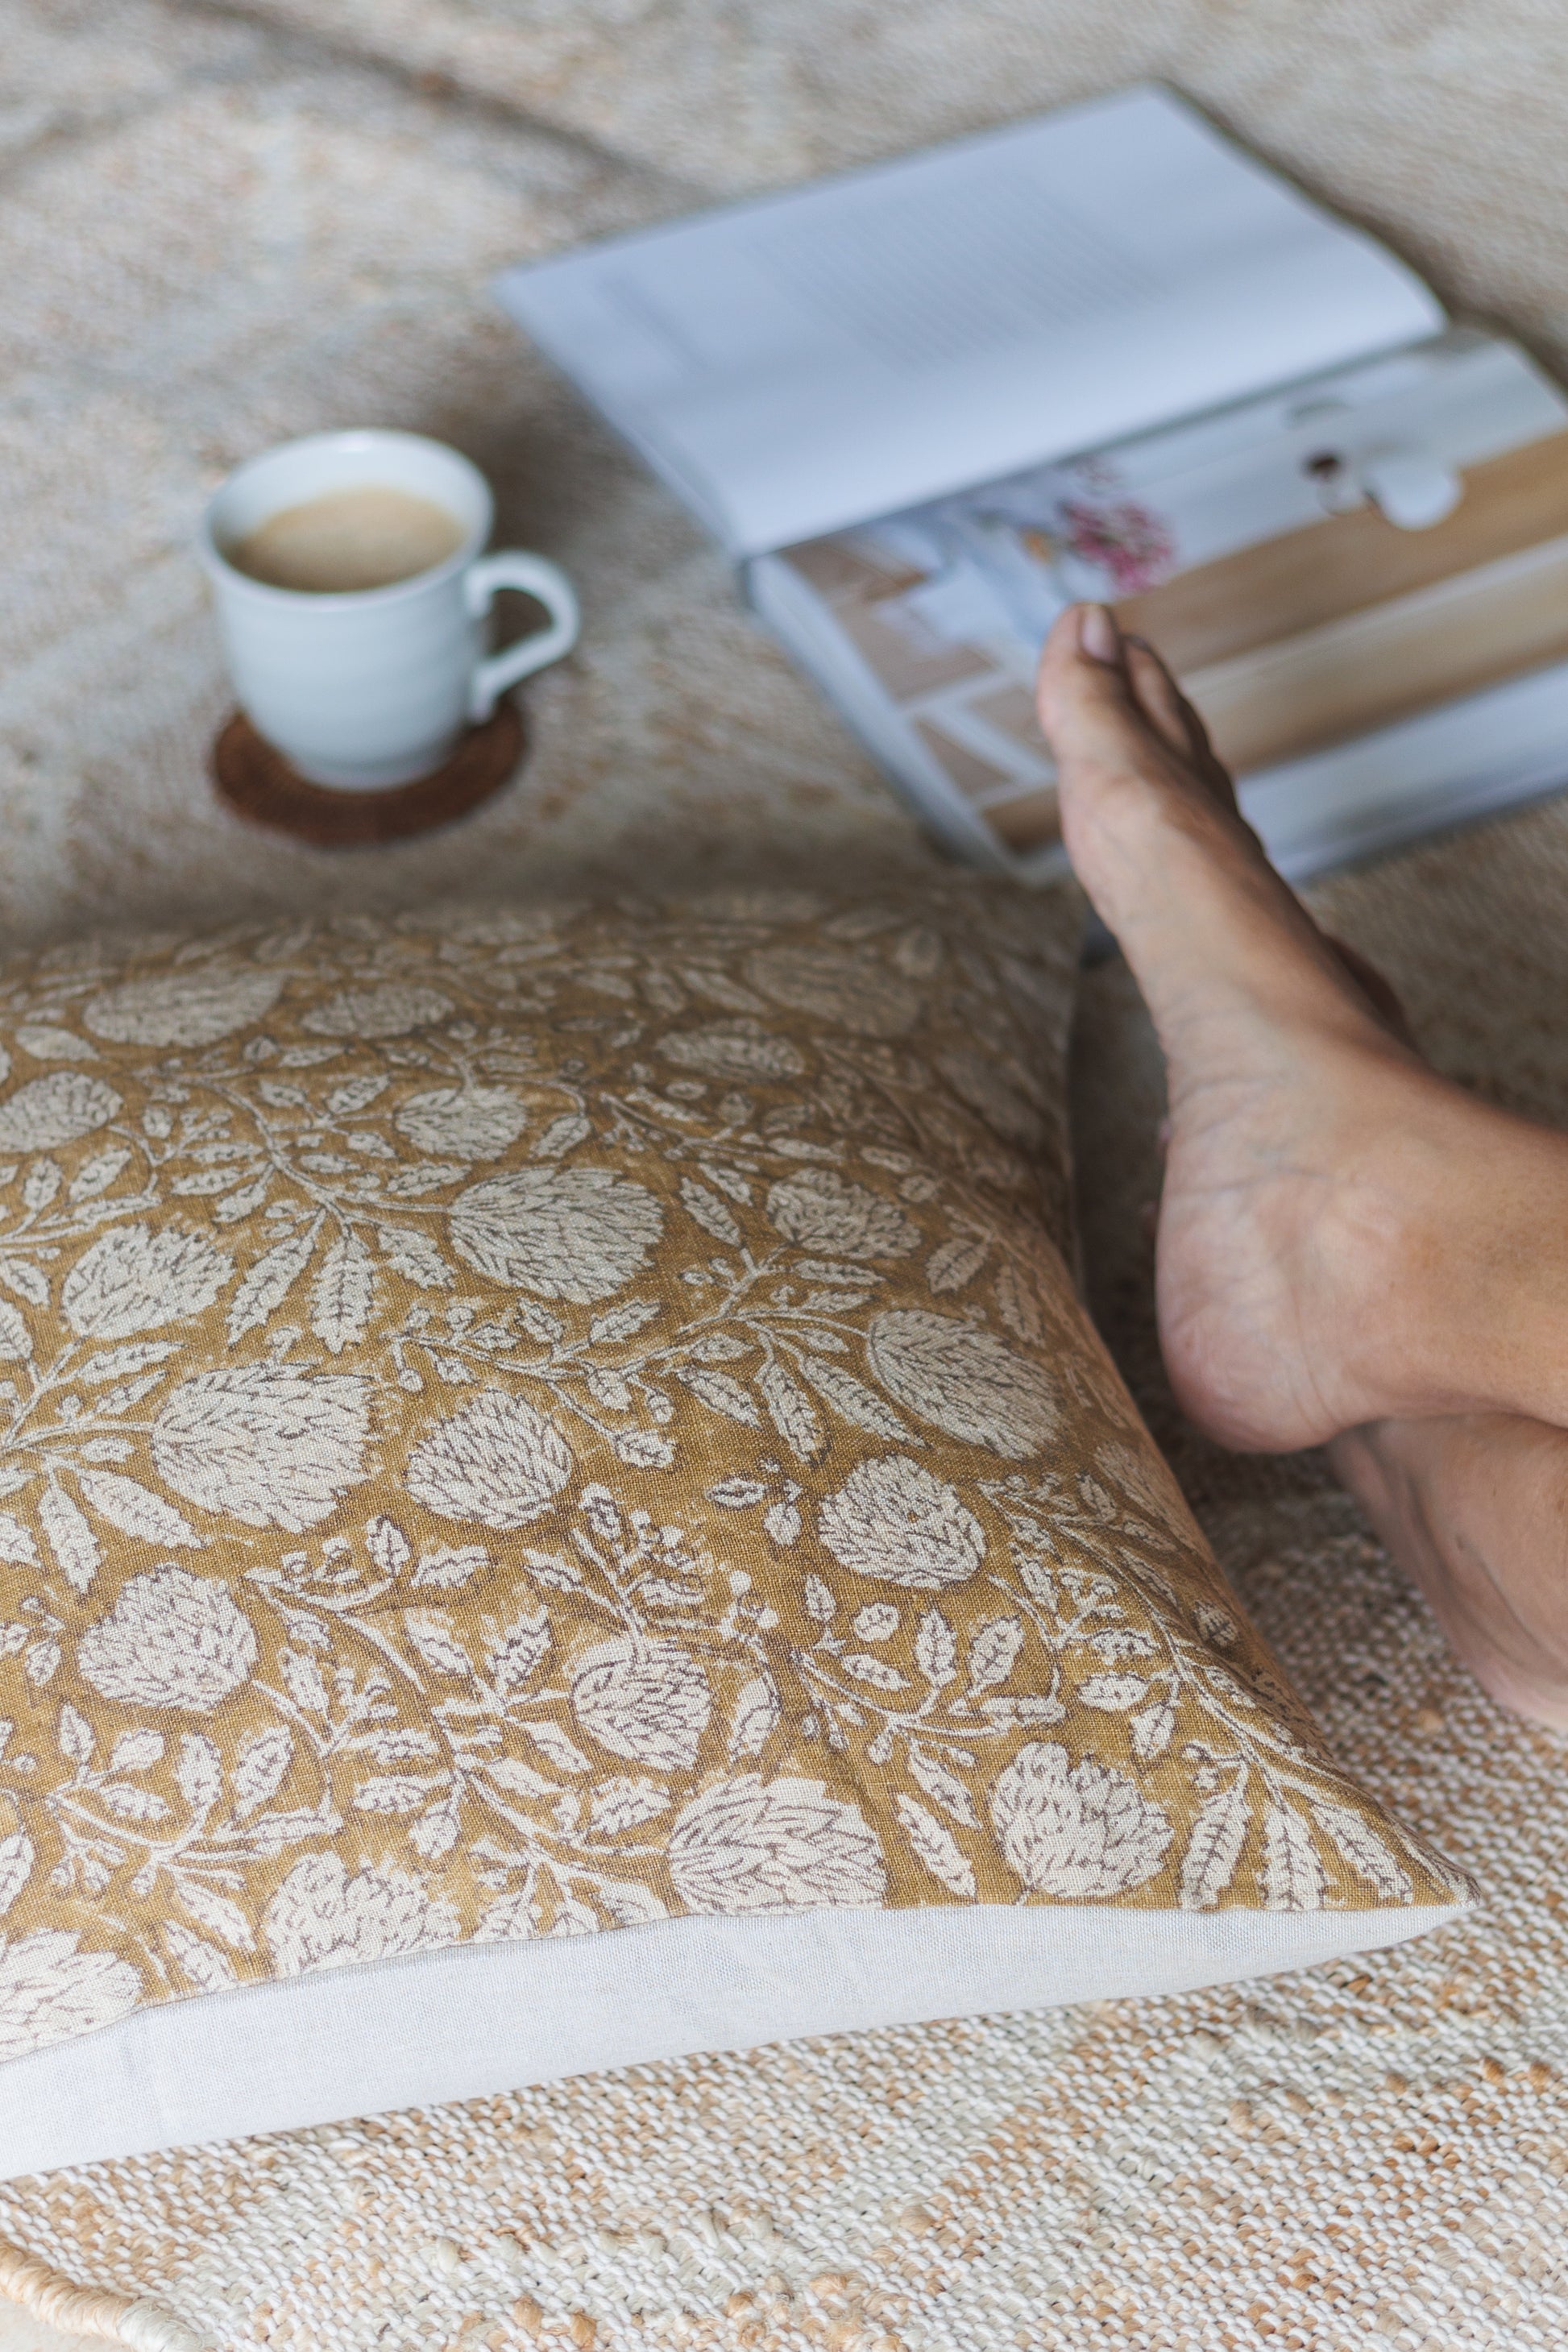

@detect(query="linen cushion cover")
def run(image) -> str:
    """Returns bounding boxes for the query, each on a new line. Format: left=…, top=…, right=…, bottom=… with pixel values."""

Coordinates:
left=0, top=883, right=1465, bottom=2175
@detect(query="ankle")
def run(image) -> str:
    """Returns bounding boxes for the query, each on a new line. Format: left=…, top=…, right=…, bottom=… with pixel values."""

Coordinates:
left=1337, top=1081, right=1568, bottom=1429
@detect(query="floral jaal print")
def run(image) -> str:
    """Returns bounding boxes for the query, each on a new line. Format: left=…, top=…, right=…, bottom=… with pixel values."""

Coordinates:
left=0, top=886, right=1462, bottom=2063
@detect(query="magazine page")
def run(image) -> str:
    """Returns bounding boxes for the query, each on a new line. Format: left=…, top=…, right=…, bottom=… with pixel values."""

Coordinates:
left=751, top=333, right=1568, bottom=863
left=497, top=85, right=1443, bottom=558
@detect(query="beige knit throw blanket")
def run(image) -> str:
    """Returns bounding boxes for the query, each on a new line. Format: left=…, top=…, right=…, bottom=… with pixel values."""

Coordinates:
left=3, top=4, right=1568, bottom=2346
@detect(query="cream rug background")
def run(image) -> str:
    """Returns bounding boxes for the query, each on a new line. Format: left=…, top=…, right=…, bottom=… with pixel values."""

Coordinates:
left=3, top=2, right=1568, bottom=2345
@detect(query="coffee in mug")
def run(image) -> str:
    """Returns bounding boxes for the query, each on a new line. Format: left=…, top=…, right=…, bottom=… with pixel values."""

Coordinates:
left=199, top=430, right=579, bottom=791
left=227, top=486, right=468, bottom=595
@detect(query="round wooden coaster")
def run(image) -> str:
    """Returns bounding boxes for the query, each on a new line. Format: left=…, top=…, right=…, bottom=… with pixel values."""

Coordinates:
left=211, top=703, right=525, bottom=847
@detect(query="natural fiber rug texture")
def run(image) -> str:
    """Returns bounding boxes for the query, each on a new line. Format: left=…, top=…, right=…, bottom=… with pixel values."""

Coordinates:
left=5, top=2, right=1568, bottom=2346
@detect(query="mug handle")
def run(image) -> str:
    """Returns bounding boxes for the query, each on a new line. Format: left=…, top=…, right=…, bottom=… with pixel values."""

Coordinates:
left=464, top=551, right=580, bottom=723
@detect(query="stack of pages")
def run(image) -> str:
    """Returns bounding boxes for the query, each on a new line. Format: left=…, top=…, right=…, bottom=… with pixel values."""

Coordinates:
left=498, top=87, right=1568, bottom=881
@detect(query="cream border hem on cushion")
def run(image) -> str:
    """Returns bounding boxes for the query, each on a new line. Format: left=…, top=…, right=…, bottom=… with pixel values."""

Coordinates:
left=0, top=1902, right=1463, bottom=2179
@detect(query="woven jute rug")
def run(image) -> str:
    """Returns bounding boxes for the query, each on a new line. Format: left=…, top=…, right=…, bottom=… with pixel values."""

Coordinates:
left=5, top=4, right=1568, bottom=2346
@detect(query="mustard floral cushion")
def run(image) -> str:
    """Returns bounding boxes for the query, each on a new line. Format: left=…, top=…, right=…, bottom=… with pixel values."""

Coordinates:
left=0, top=883, right=1462, bottom=2087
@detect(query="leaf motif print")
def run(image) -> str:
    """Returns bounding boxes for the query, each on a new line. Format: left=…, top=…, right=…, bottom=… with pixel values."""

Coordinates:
left=525, top=1721, right=592, bottom=1775
left=76, top=1341, right=178, bottom=1384
left=83, top=965, right=283, bottom=1047
left=842, top=1653, right=906, bottom=1691
left=411, top=1796, right=461, bottom=1861
left=1313, top=1800, right=1414, bottom=1903
left=0, top=1932, right=143, bottom=2062
left=867, top=1310, right=1059, bottom=1458
left=450, top=1168, right=663, bottom=1303
left=233, top=1728, right=294, bottom=1819
left=797, top=1355, right=916, bottom=1442
left=711, top=1478, right=767, bottom=1509
left=311, top=1234, right=375, bottom=1354
left=282, top=1649, right=329, bottom=1715
left=803, top=1575, right=837, bottom=1624
left=926, top=1235, right=989, bottom=1294
left=0, top=1830, right=36, bottom=1919
left=895, top=1794, right=977, bottom=1898
left=0, top=1511, right=39, bottom=1568
left=659, top=1023, right=807, bottom=1081
left=1130, top=1699, right=1176, bottom=1761
left=745, top=943, right=921, bottom=1039
left=262, top=1855, right=458, bottom=1977
left=588, top=1300, right=662, bottom=1344
left=366, top=1515, right=412, bottom=1575
left=487, top=1608, right=550, bottom=1698
left=570, top=1639, right=711, bottom=1770
left=679, top=1179, right=742, bottom=1246
left=698, top=1162, right=750, bottom=1205
left=669, top=1776, right=886, bottom=1913
left=767, top=1170, right=916, bottom=1260
left=591, top=1777, right=671, bottom=1832
left=354, top=1776, right=442, bottom=1815
left=62, top=1226, right=232, bottom=1339
left=675, top=968, right=766, bottom=1014
left=395, top=1087, right=527, bottom=1158
left=406, top=1390, right=574, bottom=1531
left=934, top=1046, right=1043, bottom=1147
left=967, top=1616, right=1024, bottom=1693
left=0, top=1261, right=49, bottom=1308
left=376, top=1226, right=454, bottom=1289
left=301, top=983, right=453, bottom=1039
left=411, top=1545, right=487, bottom=1589
left=23, top=1159, right=60, bottom=1212
left=755, top=1360, right=826, bottom=1462
left=1080, top=1674, right=1151, bottom=1713
left=485, top=1756, right=558, bottom=1802
left=151, top=1367, right=370, bottom=1531
left=1263, top=1802, right=1329, bottom=1912
left=57, top=1703, right=94, bottom=1767
left=915, top=1608, right=957, bottom=1687
left=165, top=1924, right=239, bottom=1993
left=74, top=1470, right=205, bottom=1549
left=39, top=1483, right=101, bottom=1595
left=69, top=1146, right=133, bottom=1201
left=729, top=1674, right=780, bottom=1761
left=15, top=1025, right=95, bottom=1063
left=401, top=1612, right=471, bottom=1679
left=0, top=1073, right=121, bottom=1151
left=852, top=1603, right=898, bottom=1642
left=176, top=1732, right=223, bottom=1814
left=678, top=1367, right=759, bottom=1426
left=1178, top=1782, right=1253, bottom=1910
left=326, top=1075, right=390, bottom=1118
left=907, top=1744, right=977, bottom=1827
left=226, top=1226, right=317, bottom=1343
left=0, top=1300, right=31, bottom=1361
left=819, top=1457, right=985, bottom=1590
left=109, top=1729, right=164, bottom=1774
left=77, top=1569, right=258, bottom=1712
left=990, top=1744, right=1173, bottom=1898
left=532, top=1114, right=591, bottom=1159
left=214, top=1175, right=271, bottom=1226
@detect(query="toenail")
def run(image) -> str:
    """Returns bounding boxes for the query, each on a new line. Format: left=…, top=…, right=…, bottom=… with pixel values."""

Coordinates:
left=1079, top=603, right=1120, bottom=663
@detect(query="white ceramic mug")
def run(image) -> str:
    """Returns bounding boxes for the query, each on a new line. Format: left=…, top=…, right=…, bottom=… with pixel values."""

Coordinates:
left=199, top=429, right=579, bottom=790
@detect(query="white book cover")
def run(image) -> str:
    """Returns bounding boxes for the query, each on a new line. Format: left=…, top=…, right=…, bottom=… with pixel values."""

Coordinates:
left=497, top=87, right=1441, bottom=558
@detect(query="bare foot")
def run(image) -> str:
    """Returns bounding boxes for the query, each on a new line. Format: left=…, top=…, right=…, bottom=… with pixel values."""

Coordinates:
left=1331, top=1414, right=1568, bottom=1732
left=1036, top=603, right=1568, bottom=1724
left=1035, top=603, right=1568, bottom=1451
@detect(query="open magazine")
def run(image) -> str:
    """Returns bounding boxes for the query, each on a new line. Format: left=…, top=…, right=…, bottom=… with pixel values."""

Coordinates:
left=498, top=86, right=1568, bottom=880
